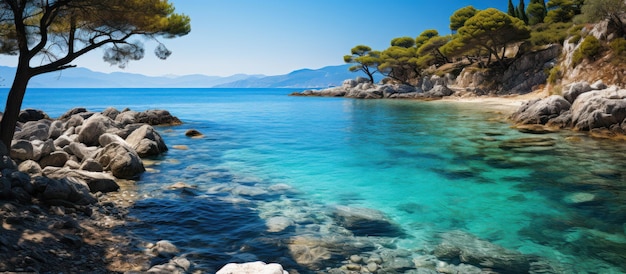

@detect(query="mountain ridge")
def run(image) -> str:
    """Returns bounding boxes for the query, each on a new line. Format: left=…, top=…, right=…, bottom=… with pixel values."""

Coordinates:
left=0, top=64, right=357, bottom=88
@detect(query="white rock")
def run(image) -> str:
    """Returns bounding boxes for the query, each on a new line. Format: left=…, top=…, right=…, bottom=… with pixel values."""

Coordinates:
left=216, top=261, right=288, bottom=274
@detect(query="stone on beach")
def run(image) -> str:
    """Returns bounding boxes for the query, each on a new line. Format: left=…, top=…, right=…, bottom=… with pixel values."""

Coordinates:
left=216, top=261, right=288, bottom=274
left=332, top=205, right=404, bottom=237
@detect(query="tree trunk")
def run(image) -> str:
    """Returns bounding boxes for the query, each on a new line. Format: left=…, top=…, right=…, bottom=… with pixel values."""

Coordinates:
left=0, top=67, right=31, bottom=148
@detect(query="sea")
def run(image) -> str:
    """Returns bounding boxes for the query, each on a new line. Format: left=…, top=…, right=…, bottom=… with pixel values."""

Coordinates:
left=4, top=88, right=626, bottom=273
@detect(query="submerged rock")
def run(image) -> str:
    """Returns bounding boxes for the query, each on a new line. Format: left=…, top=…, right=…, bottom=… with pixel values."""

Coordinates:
left=434, top=230, right=531, bottom=273
left=332, top=205, right=405, bottom=237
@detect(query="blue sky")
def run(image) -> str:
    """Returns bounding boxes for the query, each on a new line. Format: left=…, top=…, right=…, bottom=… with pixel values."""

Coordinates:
left=0, top=1, right=506, bottom=77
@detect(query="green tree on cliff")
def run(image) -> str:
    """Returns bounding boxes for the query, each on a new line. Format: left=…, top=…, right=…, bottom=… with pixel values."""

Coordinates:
left=508, top=0, right=518, bottom=17
left=450, top=8, right=530, bottom=68
left=518, top=0, right=529, bottom=24
left=0, top=0, right=190, bottom=147
left=527, top=0, right=547, bottom=25
left=450, top=6, right=477, bottom=32
left=580, top=0, right=626, bottom=37
left=344, top=45, right=381, bottom=83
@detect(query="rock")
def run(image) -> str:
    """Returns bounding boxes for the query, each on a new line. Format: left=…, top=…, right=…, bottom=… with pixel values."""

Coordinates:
left=563, top=192, right=595, bottom=204
left=135, top=110, right=182, bottom=126
left=98, top=133, right=127, bottom=147
left=39, top=151, right=70, bottom=168
left=95, top=142, right=145, bottom=179
left=0, top=177, right=11, bottom=199
left=0, top=155, right=17, bottom=171
left=63, top=177, right=97, bottom=205
left=332, top=205, right=404, bottom=237
left=501, top=44, right=561, bottom=94
left=114, top=110, right=139, bottom=125
left=125, top=124, right=168, bottom=157
left=79, top=159, right=103, bottom=172
left=10, top=140, right=35, bottom=161
left=151, top=240, right=179, bottom=258
left=570, top=88, right=626, bottom=131
left=101, top=107, right=120, bottom=120
left=18, top=109, right=48, bottom=122
left=590, top=80, right=607, bottom=90
left=67, top=142, right=99, bottom=161
left=510, top=95, right=571, bottom=125
left=65, top=114, right=84, bottom=129
left=350, top=255, right=362, bottom=263
left=18, top=160, right=42, bottom=175
left=41, top=177, right=72, bottom=201
left=563, top=82, right=592, bottom=104
left=434, top=230, right=531, bottom=273
left=425, top=85, right=454, bottom=97
left=48, top=120, right=65, bottom=139
left=266, top=216, right=294, bottom=232
left=216, top=261, right=288, bottom=274
left=185, top=129, right=203, bottom=138
left=53, top=135, right=73, bottom=148
left=231, top=185, right=268, bottom=197
left=14, top=120, right=51, bottom=141
left=42, top=167, right=119, bottom=193
left=59, top=107, right=88, bottom=120
left=77, top=114, right=116, bottom=146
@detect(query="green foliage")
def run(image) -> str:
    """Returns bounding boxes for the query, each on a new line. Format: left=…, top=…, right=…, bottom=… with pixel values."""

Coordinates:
left=547, top=65, right=562, bottom=84
left=518, top=0, right=529, bottom=24
left=453, top=8, right=530, bottom=66
left=415, top=29, right=439, bottom=48
left=580, top=0, right=626, bottom=36
left=527, top=0, right=547, bottom=25
left=579, top=35, right=602, bottom=59
left=572, top=35, right=602, bottom=67
left=545, top=0, right=577, bottom=23
left=391, top=37, right=416, bottom=48
left=609, top=38, right=626, bottom=55
left=450, top=6, right=477, bottom=32
left=344, top=45, right=381, bottom=83
left=416, top=36, right=450, bottom=67
left=568, top=34, right=581, bottom=44
left=378, top=46, right=419, bottom=84
left=508, top=0, right=517, bottom=17
left=529, top=22, right=574, bottom=46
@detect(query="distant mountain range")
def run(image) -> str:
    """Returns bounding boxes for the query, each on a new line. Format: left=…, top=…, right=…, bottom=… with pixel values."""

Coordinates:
left=0, top=64, right=363, bottom=88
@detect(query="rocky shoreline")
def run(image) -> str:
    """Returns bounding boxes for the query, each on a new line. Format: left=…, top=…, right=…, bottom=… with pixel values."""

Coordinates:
left=0, top=107, right=192, bottom=273
left=510, top=81, right=626, bottom=138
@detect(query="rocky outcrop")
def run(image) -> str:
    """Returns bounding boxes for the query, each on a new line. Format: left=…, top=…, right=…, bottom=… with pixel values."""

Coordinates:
left=458, top=44, right=561, bottom=95
left=511, top=81, right=626, bottom=136
left=291, top=75, right=456, bottom=100
left=3, top=107, right=178, bottom=207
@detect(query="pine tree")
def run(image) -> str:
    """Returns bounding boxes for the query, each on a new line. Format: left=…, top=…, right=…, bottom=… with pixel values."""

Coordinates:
left=518, top=0, right=529, bottom=24
left=508, top=0, right=517, bottom=17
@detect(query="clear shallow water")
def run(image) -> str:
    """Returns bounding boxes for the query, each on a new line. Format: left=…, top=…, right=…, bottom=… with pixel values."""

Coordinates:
left=5, top=88, right=626, bottom=273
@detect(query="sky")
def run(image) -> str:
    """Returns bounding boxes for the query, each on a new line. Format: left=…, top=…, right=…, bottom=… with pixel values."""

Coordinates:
left=0, top=1, right=507, bottom=77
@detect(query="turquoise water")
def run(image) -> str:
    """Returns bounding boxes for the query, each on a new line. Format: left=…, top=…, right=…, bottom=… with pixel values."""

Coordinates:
left=5, top=88, right=626, bottom=273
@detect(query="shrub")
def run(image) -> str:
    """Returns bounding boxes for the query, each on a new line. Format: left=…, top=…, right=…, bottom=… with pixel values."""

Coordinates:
left=579, top=35, right=602, bottom=60
left=547, top=65, right=562, bottom=84
left=529, top=22, right=574, bottom=46
left=568, top=34, right=581, bottom=44
left=609, top=37, right=626, bottom=55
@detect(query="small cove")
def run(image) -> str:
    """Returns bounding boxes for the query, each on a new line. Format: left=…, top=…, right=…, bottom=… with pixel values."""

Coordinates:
left=10, top=88, right=626, bottom=273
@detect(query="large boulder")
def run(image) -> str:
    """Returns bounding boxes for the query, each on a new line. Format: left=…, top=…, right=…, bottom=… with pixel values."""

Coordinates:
left=125, top=124, right=168, bottom=157
left=39, top=151, right=70, bottom=168
left=94, top=142, right=145, bottom=179
left=58, top=107, right=88, bottom=120
left=10, top=140, right=36, bottom=161
left=67, top=142, right=99, bottom=161
left=34, top=176, right=97, bottom=205
left=48, top=120, right=65, bottom=139
left=570, top=88, right=626, bottom=131
left=42, top=167, right=119, bottom=193
left=562, top=82, right=592, bottom=104
left=77, top=114, right=116, bottom=146
left=510, top=95, right=572, bottom=125
left=18, top=109, right=48, bottom=123
left=14, top=120, right=51, bottom=141
left=135, top=110, right=182, bottom=126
